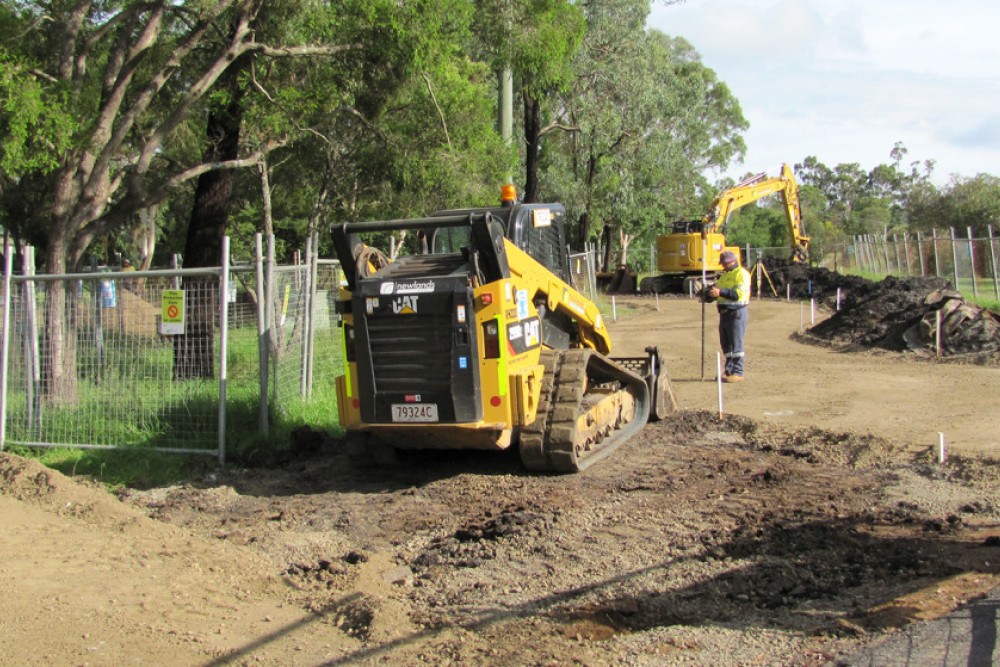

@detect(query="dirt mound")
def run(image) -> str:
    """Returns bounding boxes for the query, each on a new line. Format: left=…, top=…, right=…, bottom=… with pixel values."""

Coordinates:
left=754, top=256, right=873, bottom=303
left=0, top=451, right=141, bottom=525
left=757, top=258, right=1000, bottom=357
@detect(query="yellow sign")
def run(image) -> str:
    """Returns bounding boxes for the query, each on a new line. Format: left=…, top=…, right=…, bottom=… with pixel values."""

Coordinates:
left=161, top=290, right=185, bottom=335
left=280, top=285, right=291, bottom=326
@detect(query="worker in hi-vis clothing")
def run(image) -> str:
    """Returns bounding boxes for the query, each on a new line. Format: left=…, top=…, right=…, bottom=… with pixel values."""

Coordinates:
left=706, top=250, right=751, bottom=382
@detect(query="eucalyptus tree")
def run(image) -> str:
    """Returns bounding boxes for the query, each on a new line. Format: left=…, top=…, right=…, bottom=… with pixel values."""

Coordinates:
left=471, top=0, right=585, bottom=202
left=545, top=0, right=747, bottom=255
left=908, top=174, right=1000, bottom=237
left=795, top=145, right=938, bottom=237
left=0, top=0, right=449, bottom=400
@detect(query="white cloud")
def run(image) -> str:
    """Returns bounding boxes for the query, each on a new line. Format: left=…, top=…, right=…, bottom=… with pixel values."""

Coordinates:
left=648, top=0, right=1000, bottom=183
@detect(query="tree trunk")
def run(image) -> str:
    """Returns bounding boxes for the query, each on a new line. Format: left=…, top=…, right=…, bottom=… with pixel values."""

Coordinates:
left=619, top=229, right=633, bottom=267
left=175, top=59, right=246, bottom=379
left=522, top=92, right=542, bottom=204
left=577, top=154, right=599, bottom=244
left=575, top=211, right=589, bottom=250
left=41, top=235, right=78, bottom=405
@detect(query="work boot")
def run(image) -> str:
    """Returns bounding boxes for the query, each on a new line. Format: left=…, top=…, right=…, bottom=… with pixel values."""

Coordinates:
left=723, top=375, right=744, bottom=383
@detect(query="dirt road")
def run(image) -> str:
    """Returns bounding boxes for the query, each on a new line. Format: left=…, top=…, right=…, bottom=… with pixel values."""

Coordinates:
left=613, top=295, right=1000, bottom=456
left=1, top=295, right=998, bottom=666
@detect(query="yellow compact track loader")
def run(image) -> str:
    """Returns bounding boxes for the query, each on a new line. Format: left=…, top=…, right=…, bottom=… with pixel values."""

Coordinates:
left=331, top=188, right=677, bottom=472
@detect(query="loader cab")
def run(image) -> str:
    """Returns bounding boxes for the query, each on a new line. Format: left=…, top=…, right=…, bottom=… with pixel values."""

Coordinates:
left=429, top=202, right=571, bottom=283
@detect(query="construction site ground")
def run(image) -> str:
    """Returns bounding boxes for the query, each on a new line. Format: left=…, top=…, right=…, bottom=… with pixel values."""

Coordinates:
left=2, top=295, right=999, bottom=666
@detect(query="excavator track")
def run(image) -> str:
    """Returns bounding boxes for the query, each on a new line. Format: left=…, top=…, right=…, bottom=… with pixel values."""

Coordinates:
left=519, top=349, right=650, bottom=473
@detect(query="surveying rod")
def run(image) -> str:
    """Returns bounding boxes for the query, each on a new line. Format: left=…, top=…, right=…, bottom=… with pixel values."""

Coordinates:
left=700, top=234, right=708, bottom=380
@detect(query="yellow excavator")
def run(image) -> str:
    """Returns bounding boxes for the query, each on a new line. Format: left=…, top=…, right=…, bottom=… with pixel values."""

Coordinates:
left=331, top=186, right=677, bottom=472
left=641, top=163, right=810, bottom=294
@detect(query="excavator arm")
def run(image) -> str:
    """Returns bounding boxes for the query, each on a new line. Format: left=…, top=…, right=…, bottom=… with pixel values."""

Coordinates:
left=704, top=163, right=810, bottom=262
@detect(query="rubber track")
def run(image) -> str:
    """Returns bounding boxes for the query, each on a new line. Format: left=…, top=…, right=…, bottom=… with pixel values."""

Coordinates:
left=518, top=350, right=559, bottom=471
left=520, top=349, right=650, bottom=473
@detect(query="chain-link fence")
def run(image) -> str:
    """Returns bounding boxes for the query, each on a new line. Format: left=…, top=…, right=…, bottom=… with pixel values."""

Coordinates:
left=0, top=235, right=344, bottom=463
left=836, top=228, right=1000, bottom=301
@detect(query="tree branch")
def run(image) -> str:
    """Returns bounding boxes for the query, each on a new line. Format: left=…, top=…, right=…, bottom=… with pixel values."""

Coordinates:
left=73, top=144, right=287, bottom=260
left=247, top=43, right=361, bottom=58
left=421, top=72, right=452, bottom=150
left=540, top=121, right=579, bottom=136
left=58, top=0, right=90, bottom=82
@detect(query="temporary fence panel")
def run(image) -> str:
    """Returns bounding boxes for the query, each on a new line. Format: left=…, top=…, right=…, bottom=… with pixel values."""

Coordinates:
left=0, top=253, right=231, bottom=460
left=568, top=250, right=597, bottom=302
left=0, top=235, right=347, bottom=464
left=265, top=232, right=342, bottom=434
left=835, top=229, right=1000, bottom=300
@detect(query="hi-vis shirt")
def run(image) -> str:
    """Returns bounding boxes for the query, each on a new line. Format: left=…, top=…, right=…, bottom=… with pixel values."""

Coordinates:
left=716, top=264, right=751, bottom=309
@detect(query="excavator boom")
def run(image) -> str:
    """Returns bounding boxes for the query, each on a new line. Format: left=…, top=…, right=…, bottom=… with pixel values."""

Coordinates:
left=644, top=163, right=810, bottom=293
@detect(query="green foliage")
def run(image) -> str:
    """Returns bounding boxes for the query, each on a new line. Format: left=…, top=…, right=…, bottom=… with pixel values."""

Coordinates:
left=725, top=206, right=786, bottom=248
left=0, top=52, right=74, bottom=175
left=544, top=5, right=747, bottom=248
left=908, top=174, right=1000, bottom=237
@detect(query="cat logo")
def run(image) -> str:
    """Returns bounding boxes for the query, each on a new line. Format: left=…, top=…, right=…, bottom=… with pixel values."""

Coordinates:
left=392, top=295, right=419, bottom=314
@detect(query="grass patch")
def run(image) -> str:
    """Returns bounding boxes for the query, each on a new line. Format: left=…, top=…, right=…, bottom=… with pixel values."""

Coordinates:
left=7, top=444, right=210, bottom=491
left=4, top=320, right=348, bottom=488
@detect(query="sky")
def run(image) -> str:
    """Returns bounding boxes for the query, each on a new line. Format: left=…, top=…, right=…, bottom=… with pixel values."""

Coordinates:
left=646, top=0, right=1000, bottom=186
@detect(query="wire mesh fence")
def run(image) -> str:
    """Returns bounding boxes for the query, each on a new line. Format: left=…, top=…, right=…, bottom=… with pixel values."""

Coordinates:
left=840, top=228, right=1000, bottom=301
left=568, top=250, right=597, bottom=302
left=0, top=235, right=345, bottom=463
left=1, top=265, right=228, bottom=457
left=267, top=257, right=344, bottom=426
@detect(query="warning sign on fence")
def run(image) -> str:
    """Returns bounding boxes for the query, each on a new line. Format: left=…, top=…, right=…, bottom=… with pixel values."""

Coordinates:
left=161, top=290, right=185, bottom=335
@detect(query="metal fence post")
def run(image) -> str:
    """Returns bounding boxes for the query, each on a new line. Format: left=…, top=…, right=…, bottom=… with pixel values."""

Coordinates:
left=171, top=253, right=182, bottom=289
left=916, top=231, right=925, bottom=276
left=931, top=229, right=941, bottom=278
left=989, top=225, right=999, bottom=301
left=902, top=232, right=912, bottom=275
left=255, top=233, right=269, bottom=438
left=307, top=231, right=319, bottom=397
left=23, top=247, right=41, bottom=430
left=893, top=234, right=901, bottom=274
left=950, top=227, right=960, bottom=290
left=266, top=235, right=277, bottom=408
left=218, top=236, right=230, bottom=466
left=0, top=245, right=13, bottom=450
left=300, top=235, right=312, bottom=398
left=967, top=226, right=979, bottom=299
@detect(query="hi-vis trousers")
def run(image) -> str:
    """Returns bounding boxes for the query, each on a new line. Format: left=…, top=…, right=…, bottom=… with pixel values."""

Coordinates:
left=718, top=305, right=747, bottom=377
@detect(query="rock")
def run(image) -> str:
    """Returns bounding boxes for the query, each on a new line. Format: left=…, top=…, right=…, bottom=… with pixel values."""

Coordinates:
left=382, top=566, right=413, bottom=585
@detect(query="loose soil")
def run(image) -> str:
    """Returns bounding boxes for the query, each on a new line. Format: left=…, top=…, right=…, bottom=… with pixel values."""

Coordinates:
left=2, top=293, right=999, bottom=666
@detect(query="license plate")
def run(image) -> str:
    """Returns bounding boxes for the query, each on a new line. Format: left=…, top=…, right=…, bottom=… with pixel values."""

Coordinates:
left=391, top=403, right=438, bottom=423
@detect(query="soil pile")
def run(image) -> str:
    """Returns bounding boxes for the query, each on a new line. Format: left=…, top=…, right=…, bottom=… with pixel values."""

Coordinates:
left=753, top=256, right=873, bottom=303
left=756, top=257, right=1000, bottom=357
